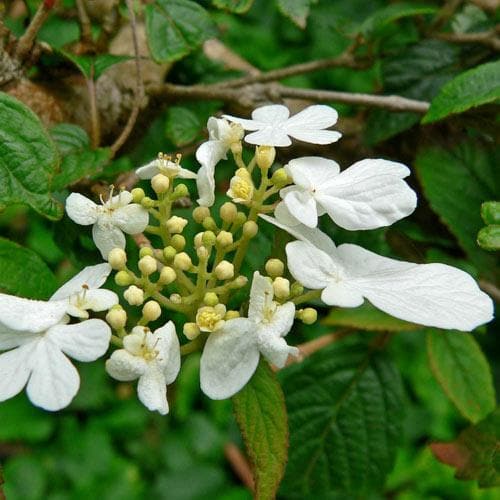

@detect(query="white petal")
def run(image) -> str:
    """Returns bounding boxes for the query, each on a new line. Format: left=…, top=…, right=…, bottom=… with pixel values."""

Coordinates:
left=112, top=204, right=149, bottom=234
left=79, top=289, right=119, bottom=312
left=285, top=241, right=337, bottom=290
left=65, top=193, right=98, bottom=225
left=136, top=160, right=159, bottom=179
left=248, top=272, right=274, bottom=323
left=92, top=223, right=126, bottom=260
left=106, top=350, right=147, bottom=381
left=109, top=191, right=133, bottom=207
left=252, top=104, right=290, bottom=123
left=0, top=294, right=67, bottom=333
left=0, top=343, right=35, bottom=402
left=257, top=332, right=299, bottom=369
left=282, top=189, right=318, bottom=228
left=321, top=282, right=364, bottom=307
left=196, top=139, right=228, bottom=169
left=222, top=115, right=262, bottom=131
left=196, top=164, right=216, bottom=207
left=200, top=318, right=259, bottom=400
left=47, top=319, right=111, bottom=362
left=137, top=365, right=169, bottom=414
left=244, top=128, right=292, bottom=147
left=287, top=129, right=342, bottom=145
left=177, top=167, right=197, bottom=179
left=50, top=263, right=112, bottom=301
left=154, top=321, right=181, bottom=385
left=0, top=326, right=38, bottom=349
left=338, top=244, right=494, bottom=331
left=27, top=339, right=80, bottom=411
left=285, top=156, right=340, bottom=190
left=284, top=105, right=338, bottom=131
left=318, top=159, right=417, bottom=230
left=269, top=302, right=296, bottom=338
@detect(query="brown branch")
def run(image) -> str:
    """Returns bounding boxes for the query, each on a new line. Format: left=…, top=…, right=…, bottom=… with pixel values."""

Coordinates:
left=224, top=443, right=255, bottom=492
left=433, top=28, right=500, bottom=51
left=75, top=0, right=93, bottom=45
left=87, top=72, right=101, bottom=148
left=109, top=0, right=144, bottom=157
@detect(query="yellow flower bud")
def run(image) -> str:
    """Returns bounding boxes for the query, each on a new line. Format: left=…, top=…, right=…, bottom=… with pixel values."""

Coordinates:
left=256, top=146, right=276, bottom=170
left=220, top=202, right=237, bottom=223
left=202, top=217, right=218, bottom=231
left=230, top=275, right=248, bottom=289
left=163, top=246, right=177, bottom=262
left=173, top=183, right=188, bottom=198
left=106, top=306, right=127, bottom=330
left=214, top=260, right=234, bottom=280
left=131, top=187, right=145, bottom=203
left=273, top=277, right=290, bottom=299
left=202, top=230, right=216, bottom=247
left=173, top=252, right=192, bottom=271
left=141, top=196, right=155, bottom=209
left=196, top=245, right=209, bottom=260
left=225, top=310, right=240, bottom=320
left=139, top=247, right=154, bottom=258
left=138, top=255, right=157, bottom=276
left=151, top=173, right=170, bottom=194
left=170, top=293, right=182, bottom=304
left=166, top=216, right=188, bottom=234
left=196, top=304, right=226, bottom=332
left=193, top=206, right=210, bottom=223
left=108, top=248, right=127, bottom=270
left=183, top=322, right=201, bottom=340
left=171, top=234, right=186, bottom=251
left=142, top=300, right=162, bottom=322
left=194, top=232, right=204, bottom=248
left=265, top=258, right=284, bottom=278
left=234, top=212, right=247, bottom=227
left=158, top=266, right=176, bottom=285
left=115, top=270, right=133, bottom=286
left=203, top=292, right=219, bottom=306
left=124, top=285, right=144, bottom=306
left=271, top=167, right=290, bottom=187
left=216, top=230, right=233, bottom=247
left=301, top=308, right=317, bottom=325
left=230, top=141, right=243, bottom=155
left=290, top=282, right=304, bottom=297
left=242, top=220, right=258, bottom=238
left=227, top=170, right=254, bottom=205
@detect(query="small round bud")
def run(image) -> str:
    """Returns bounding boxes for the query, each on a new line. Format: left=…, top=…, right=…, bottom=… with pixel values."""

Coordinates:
left=158, top=266, right=176, bottom=285
left=225, top=310, right=240, bottom=320
left=194, top=232, right=204, bottom=248
left=203, top=292, right=219, bottom=307
left=115, top=270, right=133, bottom=286
left=151, top=173, right=170, bottom=194
left=139, top=247, right=154, bottom=258
left=196, top=304, right=226, bottom=332
left=163, top=246, right=177, bottom=262
left=231, top=275, right=248, bottom=289
left=193, top=206, right=210, bottom=223
left=290, top=282, right=304, bottom=297
left=227, top=170, right=254, bottom=205
left=256, top=146, right=276, bottom=170
left=273, top=277, right=290, bottom=299
left=196, top=246, right=209, bottom=260
left=301, top=308, right=317, bottom=325
left=170, top=293, right=182, bottom=304
left=166, top=216, right=188, bottom=234
left=242, top=220, right=258, bottom=238
left=124, top=285, right=144, bottom=306
left=142, top=300, right=162, bottom=322
left=183, top=322, right=200, bottom=340
left=234, top=212, right=247, bottom=227
left=141, top=196, right=155, bottom=209
left=265, top=258, right=284, bottom=278
left=271, top=167, right=289, bottom=187
left=106, top=306, right=127, bottom=330
left=173, top=183, right=188, bottom=198
left=214, top=260, right=234, bottom=280
left=202, top=230, right=216, bottom=247
left=216, top=230, right=233, bottom=247
left=202, top=217, right=218, bottom=231
left=171, top=234, right=186, bottom=251
left=173, top=252, right=192, bottom=271
left=138, top=255, right=157, bottom=276
left=108, top=248, right=127, bottom=270
left=131, top=187, right=145, bottom=203
left=220, top=202, right=237, bottom=223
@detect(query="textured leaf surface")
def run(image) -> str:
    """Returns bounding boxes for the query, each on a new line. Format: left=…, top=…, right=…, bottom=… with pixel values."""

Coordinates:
left=426, top=330, right=495, bottom=423
left=0, top=237, right=57, bottom=299
left=0, top=92, right=62, bottom=220
left=481, top=201, right=500, bottom=225
left=279, top=336, right=404, bottom=496
left=430, top=407, right=500, bottom=487
left=233, top=361, right=288, bottom=500
left=165, top=106, right=202, bottom=146
left=277, top=0, right=318, bottom=29
left=477, top=225, right=500, bottom=251
left=415, top=142, right=498, bottom=275
left=59, top=52, right=132, bottom=79
left=423, top=61, right=500, bottom=123
left=323, top=303, right=420, bottom=332
left=146, top=0, right=216, bottom=63
left=212, top=0, right=254, bottom=13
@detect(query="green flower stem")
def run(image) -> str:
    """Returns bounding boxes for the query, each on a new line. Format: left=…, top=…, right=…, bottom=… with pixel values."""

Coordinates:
left=111, top=335, right=123, bottom=347
left=232, top=146, right=247, bottom=170
left=246, top=151, right=257, bottom=174
left=293, top=289, right=322, bottom=305
left=153, top=292, right=191, bottom=314
left=263, top=186, right=280, bottom=200
left=174, top=268, right=196, bottom=293
left=145, top=225, right=161, bottom=235
left=157, top=184, right=174, bottom=246
left=195, top=252, right=209, bottom=297
left=180, top=334, right=207, bottom=356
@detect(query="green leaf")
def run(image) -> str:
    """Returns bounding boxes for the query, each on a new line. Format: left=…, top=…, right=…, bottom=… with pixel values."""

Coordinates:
left=422, top=61, right=500, bottom=123
left=279, top=335, right=404, bottom=496
left=165, top=106, right=202, bottom=146
left=145, top=0, right=216, bottom=63
left=51, top=123, right=90, bottom=154
left=477, top=225, right=500, bottom=251
left=59, top=51, right=132, bottom=79
left=212, top=0, right=254, bottom=14
left=426, top=329, right=496, bottom=423
left=93, top=54, right=133, bottom=79
left=0, top=92, right=62, bottom=219
left=415, top=142, right=498, bottom=275
left=430, top=407, right=500, bottom=487
left=323, top=302, right=421, bottom=332
left=233, top=361, right=288, bottom=500
left=276, top=0, right=318, bottom=29
left=481, top=201, right=500, bottom=225
left=0, top=237, right=57, bottom=299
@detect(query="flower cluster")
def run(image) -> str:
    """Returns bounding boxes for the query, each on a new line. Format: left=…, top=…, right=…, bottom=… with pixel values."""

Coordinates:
left=0, top=104, right=494, bottom=414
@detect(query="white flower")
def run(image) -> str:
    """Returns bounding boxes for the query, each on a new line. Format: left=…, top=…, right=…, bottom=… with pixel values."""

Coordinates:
left=136, top=153, right=197, bottom=180
left=200, top=272, right=297, bottom=399
left=0, top=294, right=111, bottom=411
left=223, top=104, right=341, bottom=147
left=282, top=228, right=494, bottom=331
left=65, top=189, right=149, bottom=260
left=196, top=118, right=244, bottom=207
left=105, top=322, right=180, bottom=415
left=50, top=263, right=118, bottom=318
left=278, top=157, right=417, bottom=229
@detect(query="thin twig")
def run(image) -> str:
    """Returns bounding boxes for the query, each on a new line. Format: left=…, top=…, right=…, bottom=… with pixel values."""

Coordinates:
left=110, top=0, right=144, bottom=157
left=87, top=71, right=101, bottom=148
left=224, top=443, right=255, bottom=492
left=75, top=0, right=93, bottom=45
left=15, top=0, right=57, bottom=61
left=433, top=27, right=500, bottom=51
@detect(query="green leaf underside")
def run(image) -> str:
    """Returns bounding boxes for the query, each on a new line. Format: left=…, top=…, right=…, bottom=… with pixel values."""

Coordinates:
left=0, top=92, right=62, bottom=220
left=212, top=0, right=254, bottom=14
left=232, top=361, right=288, bottom=500
left=280, top=336, right=404, bottom=496
left=277, top=0, right=318, bottom=29
left=423, top=60, right=500, bottom=123
left=430, top=407, right=500, bottom=487
left=0, top=237, right=57, bottom=299
left=165, top=106, right=202, bottom=146
left=146, top=0, right=216, bottom=63
left=415, top=142, right=498, bottom=275
left=426, top=330, right=495, bottom=423
left=323, top=302, right=421, bottom=332
left=59, top=52, right=133, bottom=79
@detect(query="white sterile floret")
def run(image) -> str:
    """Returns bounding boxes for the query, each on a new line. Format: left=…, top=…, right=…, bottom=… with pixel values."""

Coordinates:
left=278, top=157, right=417, bottom=229
left=0, top=293, right=111, bottom=411
left=196, top=118, right=244, bottom=207
left=136, top=152, right=197, bottom=180
left=223, top=104, right=341, bottom=147
left=65, top=189, right=149, bottom=260
left=282, top=227, right=494, bottom=331
left=105, top=322, right=180, bottom=415
left=50, top=263, right=118, bottom=318
left=200, top=272, right=298, bottom=400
